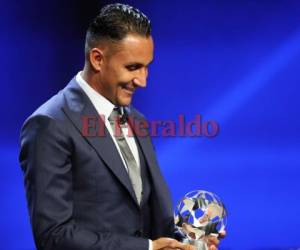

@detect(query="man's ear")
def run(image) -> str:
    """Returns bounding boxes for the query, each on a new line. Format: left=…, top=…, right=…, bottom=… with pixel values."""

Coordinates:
left=89, top=48, right=104, bottom=72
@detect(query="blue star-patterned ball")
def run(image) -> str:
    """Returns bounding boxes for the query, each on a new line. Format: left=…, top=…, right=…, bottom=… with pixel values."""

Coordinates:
left=174, top=190, right=227, bottom=241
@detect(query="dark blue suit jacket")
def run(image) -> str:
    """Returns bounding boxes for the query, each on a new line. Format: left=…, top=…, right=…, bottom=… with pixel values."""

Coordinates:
left=19, top=78, right=175, bottom=250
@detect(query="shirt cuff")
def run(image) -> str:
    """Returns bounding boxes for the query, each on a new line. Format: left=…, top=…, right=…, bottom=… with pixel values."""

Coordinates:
left=148, top=239, right=153, bottom=250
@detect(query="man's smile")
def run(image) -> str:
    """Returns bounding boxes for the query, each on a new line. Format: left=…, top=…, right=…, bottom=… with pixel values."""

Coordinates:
left=121, top=85, right=135, bottom=95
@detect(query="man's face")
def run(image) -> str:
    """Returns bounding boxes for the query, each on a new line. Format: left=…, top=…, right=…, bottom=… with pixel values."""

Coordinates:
left=98, top=34, right=154, bottom=106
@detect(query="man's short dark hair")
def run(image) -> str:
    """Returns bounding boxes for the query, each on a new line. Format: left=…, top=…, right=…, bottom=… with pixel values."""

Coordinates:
left=85, top=3, right=151, bottom=54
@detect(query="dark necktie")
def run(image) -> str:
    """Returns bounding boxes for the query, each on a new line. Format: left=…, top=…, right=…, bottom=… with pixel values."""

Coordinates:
left=108, top=107, right=142, bottom=205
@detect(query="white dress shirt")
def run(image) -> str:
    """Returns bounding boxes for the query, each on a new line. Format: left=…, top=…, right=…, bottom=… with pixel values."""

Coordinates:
left=76, top=72, right=153, bottom=250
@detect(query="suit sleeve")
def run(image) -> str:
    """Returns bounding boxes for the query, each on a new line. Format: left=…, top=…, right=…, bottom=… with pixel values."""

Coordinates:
left=19, top=115, right=148, bottom=250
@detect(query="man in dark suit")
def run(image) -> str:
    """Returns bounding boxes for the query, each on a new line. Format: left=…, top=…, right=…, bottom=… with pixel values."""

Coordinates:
left=19, top=3, right=221, bottom=250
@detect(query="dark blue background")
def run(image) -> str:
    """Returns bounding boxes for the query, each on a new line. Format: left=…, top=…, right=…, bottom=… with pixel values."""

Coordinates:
left=1, top=1, right=299, bottom=249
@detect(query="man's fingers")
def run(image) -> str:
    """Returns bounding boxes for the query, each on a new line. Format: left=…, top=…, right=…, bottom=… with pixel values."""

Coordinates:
left=177, top=243, right=197, bottom=250
left=218, top=230, right=226, bottom=239
left=169, top=241, right=196, bottom=250
left=206, top=230, right=226, bottom=250
left=153, top=237, right=199, bottom=250
left=153, top=237, right=178, bottom=249
left=207, top=235, right=220, bottom=246
left=153, top=237, right=196, bottom=250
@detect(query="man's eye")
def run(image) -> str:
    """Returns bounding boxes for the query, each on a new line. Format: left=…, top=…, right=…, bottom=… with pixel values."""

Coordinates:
left=126, top=64, right=141, bottom=71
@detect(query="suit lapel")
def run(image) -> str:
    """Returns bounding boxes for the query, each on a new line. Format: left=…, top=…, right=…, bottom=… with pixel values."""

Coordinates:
left=61, top=78, right=138, bottom=205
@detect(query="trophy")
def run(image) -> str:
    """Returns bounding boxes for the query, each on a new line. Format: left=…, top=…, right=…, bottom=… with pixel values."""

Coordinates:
left=174, top=190, right=227, bottom=250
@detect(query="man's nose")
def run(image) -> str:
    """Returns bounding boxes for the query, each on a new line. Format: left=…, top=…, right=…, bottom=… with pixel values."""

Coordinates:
left=133, top=68, right=148, bottom=87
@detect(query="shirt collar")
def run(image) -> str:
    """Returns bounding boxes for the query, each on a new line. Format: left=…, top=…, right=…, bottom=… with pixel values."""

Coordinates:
left=76, top=71, right=115, bottom=119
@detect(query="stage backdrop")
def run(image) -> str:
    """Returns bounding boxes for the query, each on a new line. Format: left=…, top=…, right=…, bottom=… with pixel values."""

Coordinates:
left=1, top=0, right=299, bottom=249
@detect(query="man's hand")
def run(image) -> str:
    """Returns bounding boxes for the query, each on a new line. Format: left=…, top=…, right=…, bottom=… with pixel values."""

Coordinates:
left=152, top=237, right=196, bottom=250
left=206, top=230, right=226, bottom=250
left=153, top=231, right=225, bottom=250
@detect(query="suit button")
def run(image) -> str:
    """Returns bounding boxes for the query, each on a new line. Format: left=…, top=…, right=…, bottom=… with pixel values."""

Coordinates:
left=134, top=230, right=143, bottom=237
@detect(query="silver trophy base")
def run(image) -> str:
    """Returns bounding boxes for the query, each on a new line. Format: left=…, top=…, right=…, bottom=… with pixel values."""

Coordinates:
left=182, top=238, right=208, bottom=250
